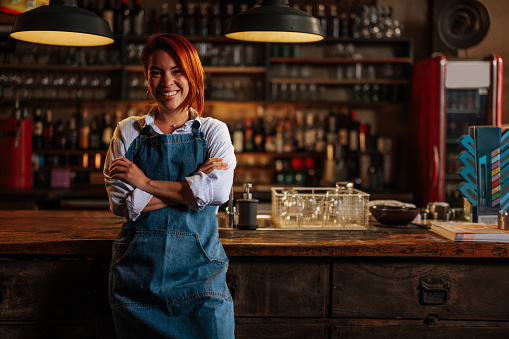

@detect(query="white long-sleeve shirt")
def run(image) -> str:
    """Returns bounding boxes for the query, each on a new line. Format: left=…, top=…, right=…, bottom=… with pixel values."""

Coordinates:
left=104, top=108, right=236, bottom=221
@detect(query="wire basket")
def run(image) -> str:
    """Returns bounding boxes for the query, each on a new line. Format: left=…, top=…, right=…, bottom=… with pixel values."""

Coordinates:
left=271, top=186, right=370, bottom=230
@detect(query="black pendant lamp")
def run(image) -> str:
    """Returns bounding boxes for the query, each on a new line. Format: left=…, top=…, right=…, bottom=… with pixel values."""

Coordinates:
left=10, top=0, right=114, bottom=47
left=225, top=0, right=323, bottom=43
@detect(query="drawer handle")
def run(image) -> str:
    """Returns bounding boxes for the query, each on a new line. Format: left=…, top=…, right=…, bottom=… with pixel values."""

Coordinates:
left=419, top=277, right=450, bottom=305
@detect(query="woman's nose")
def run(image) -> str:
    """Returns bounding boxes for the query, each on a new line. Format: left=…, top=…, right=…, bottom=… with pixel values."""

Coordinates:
left=163, top=73, right=175, bottom=86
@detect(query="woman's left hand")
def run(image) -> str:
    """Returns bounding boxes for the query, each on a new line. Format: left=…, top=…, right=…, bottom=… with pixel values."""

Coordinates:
left=197, top=157, right=228, bottom=174
left=108, top=157, right=149, bottom=189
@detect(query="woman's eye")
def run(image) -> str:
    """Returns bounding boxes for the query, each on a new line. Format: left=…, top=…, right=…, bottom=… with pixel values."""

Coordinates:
left=149, top=71, right=161, bottom=77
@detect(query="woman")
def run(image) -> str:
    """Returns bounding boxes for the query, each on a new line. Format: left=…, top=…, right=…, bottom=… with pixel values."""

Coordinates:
left=104, top=33, right=236, bottom=338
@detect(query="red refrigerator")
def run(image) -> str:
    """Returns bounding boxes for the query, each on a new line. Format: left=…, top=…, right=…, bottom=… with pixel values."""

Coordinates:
left=410, top=53, right=503, bottom=208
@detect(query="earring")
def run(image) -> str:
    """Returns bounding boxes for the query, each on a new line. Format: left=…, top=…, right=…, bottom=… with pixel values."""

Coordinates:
left=196, top=89, right=200, bottom=97
left=146, top=89, right=156, bottom=104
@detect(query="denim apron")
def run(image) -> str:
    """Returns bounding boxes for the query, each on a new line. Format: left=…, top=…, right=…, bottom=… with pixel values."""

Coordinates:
left=109, top=121, right=235, bottom=338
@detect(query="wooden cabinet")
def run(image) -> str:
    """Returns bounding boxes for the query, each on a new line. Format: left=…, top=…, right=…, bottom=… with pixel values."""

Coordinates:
left=0, top=259, right=113, bottom=339
left=229, top=257, right=509, bottom=339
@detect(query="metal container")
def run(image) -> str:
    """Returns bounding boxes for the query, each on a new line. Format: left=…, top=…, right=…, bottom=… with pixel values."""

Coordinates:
left=498, top=209, right=509, bottom=230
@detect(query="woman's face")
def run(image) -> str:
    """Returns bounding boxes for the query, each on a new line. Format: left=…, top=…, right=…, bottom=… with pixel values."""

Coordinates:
left=147, top=49, right=189, bottom=114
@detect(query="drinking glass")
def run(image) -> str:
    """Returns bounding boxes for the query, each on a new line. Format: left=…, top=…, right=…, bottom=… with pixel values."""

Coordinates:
left=323, top=191, right=343, bottom=228
left=280, top=190, right=302, bottom=228
left=301, top=194, right=323, bottom=228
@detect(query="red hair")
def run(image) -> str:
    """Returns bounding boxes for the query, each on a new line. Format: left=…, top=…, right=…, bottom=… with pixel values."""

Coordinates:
left=141, top=33, right=205, bottom=116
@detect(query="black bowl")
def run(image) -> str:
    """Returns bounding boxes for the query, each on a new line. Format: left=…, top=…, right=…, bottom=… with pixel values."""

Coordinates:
left=369, top=205, right=420, bottom=225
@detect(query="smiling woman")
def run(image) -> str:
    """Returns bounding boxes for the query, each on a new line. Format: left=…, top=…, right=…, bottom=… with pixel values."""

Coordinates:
left=103, top=33, right=236, bottom=339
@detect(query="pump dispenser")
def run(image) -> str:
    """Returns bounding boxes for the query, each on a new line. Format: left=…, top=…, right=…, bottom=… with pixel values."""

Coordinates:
left=237, top=183, right=259, bottom=230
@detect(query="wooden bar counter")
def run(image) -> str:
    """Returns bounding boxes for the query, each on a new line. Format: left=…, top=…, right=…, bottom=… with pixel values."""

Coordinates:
left=1, top=210, right=509, bottom=338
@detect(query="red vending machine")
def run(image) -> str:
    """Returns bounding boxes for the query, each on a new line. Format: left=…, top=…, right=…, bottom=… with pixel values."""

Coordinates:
left=410, top=53, right=503, bottom=208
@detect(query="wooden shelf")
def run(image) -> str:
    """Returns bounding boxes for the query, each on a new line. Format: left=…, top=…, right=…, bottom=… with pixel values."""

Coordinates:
left=270, top=57, right=411, bottom=64
left=270, top=78, right=409, bottom=85
left=1, top=65, right=122, bottom=71
left=125, top=65, right=266, bottom=73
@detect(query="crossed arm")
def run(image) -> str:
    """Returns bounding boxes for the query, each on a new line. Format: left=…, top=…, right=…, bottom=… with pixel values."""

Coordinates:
left=108, top=157, right=228, bottom=213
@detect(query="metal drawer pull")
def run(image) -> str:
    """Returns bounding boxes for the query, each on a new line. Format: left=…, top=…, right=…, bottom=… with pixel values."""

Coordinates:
left=419, top=277, right=450, bottom=305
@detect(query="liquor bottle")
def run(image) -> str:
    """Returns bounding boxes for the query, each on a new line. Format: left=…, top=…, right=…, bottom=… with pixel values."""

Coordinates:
left=198, top=3, right=209, bottom=37
left=348, top=110, right=360, bottom=153
left=232, top=121, right=244, bottom=153
left=314, top=115, right=326, bottom=153
left=102, top=111, right=114, bottom=149
left=330, top=5, right=340, bottom=39
left=132, top=0, right=145, bottom=37
left=244, top=118, right=255, bottom=152
left=294, top=110, right=305, bottom=151
left=43, top=109, right=54, bottom=150
left=211, top=4, right=222, bottom=37
left=89, top=117, right=101, bottom=149
left=184, top=3, right=196, bottom=36
left=119, top=0, right=132, bottom=36
left=304, top=112, right=316, bottom=152
left=79, top=108, right=90, bottom=150
left=326, top=111, right=337, bottom=144
left=68, top=116, right=79, bottom=150
left=282, top=115, right=294, bottom=153
left=160, top=3, right=170, bottom=34
left=174, top=2, right=184, bottom=35
left=32, top=107, right=44, bottom=150
left=340, top=11, right=349, bottom=38
left=317, top=4, right=327, bottom=38
left=102, top=0, right=115, bottom=35
left=223, top=4, right=234, bottom=36
left=253, top=106, right=265, bottom=152
left=54, top=120, right=68, bottom=150
left=337, top=108, right=349, bottom=148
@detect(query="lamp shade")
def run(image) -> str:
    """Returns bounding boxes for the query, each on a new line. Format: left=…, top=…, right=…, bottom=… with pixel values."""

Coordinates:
left=225, top=0, right=323, bottom=43
left=10, top=0, right=114, bottom=47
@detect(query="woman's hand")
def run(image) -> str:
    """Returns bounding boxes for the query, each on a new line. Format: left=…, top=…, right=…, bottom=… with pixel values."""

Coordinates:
left=197, top=157, right=228, bottom=174
left=108, top=157, right=149, bottom=190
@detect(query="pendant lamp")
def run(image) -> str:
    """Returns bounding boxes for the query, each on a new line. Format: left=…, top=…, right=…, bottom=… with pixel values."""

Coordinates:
left=225, top=0, right=323, bottom=43
left=10, top=0, right=114, bottom=47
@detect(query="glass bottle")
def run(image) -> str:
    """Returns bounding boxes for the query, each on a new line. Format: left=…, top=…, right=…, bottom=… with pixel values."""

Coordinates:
left=32, top=107, right=44, bottom=150
left=185, top=3, right=196, bottom=36
left=102, top=0, right=115, bottom=35
left=330, top=5, right=340, bottom=39
left=102, top=111, right=114, bottom=149
left=174, top=2, right=184, bottom=35
left=211, top=4, right=222, bottom=37
left=160, top=3, right=170, bottom=34
left=79, top=108, right=90, bottom=150
left=198, top=3, right=209, bottom=37
left=43, top=109, right=54, bottom=150
left=132, top=0, right=145, bottom=37
left=119, top=0, right=132, bottom=36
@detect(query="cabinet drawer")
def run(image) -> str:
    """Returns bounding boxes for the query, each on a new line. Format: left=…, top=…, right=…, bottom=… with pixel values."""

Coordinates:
left=0, top=260, right=98, bottom=322
left=236, top=322, right=325, bottom=339
left=332, top=259, right=509, bottom=320
left=332, top=322, right=509, bottom=339
left=228, top=258, right=329, bottom=317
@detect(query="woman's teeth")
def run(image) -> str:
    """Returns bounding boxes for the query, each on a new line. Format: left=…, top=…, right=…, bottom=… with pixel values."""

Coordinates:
left=162, top=91, right=178, bottom=97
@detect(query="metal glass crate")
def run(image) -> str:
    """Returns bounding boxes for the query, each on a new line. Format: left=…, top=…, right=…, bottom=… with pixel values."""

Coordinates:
left=271, top=186, right=370, bottom=230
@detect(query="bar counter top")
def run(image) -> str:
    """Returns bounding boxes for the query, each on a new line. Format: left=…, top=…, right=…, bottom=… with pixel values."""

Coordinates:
left=0, top=210, right=508, bottom=259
